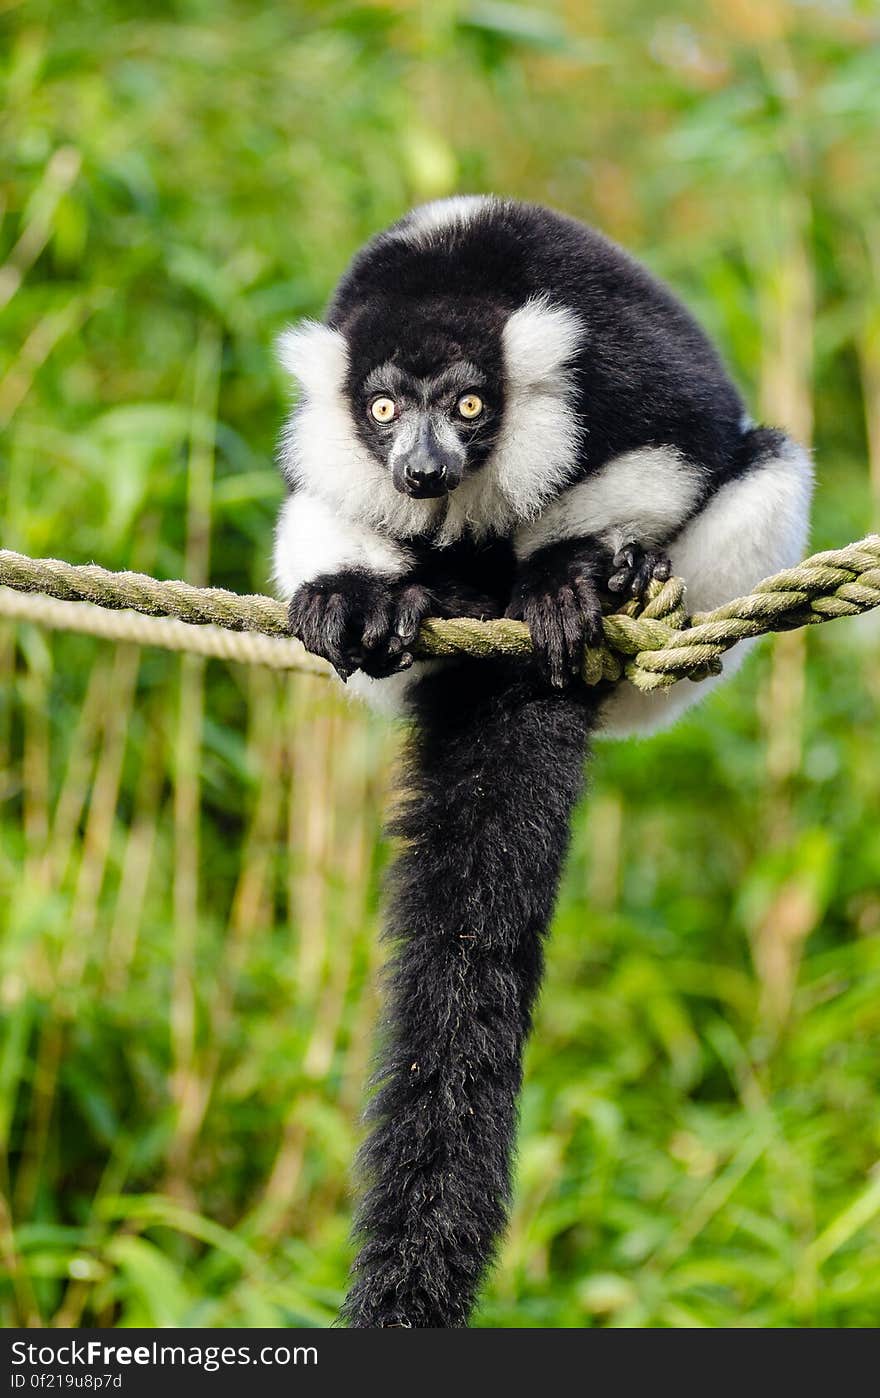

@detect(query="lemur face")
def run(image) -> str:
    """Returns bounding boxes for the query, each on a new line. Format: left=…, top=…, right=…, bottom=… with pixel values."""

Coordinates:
left=356, top=358, right=500, bottom=499
left=342, top=303, right=507, bottom=500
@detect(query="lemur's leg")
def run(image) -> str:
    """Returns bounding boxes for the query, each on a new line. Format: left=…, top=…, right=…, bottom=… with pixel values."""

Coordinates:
left=512, top=433, right=812, bottom=710
left=506, top=533, right=673, bottom=689
left=511, top=445, right=708, bottom=687
left=600, top=432, right=813, bottom=738
left=273, top=491, right=429, bottom=681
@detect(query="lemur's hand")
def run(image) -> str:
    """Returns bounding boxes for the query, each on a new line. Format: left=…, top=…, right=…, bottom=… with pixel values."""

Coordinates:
left=606, top=539, right=671, bottom=597
left=506, top=542, right=605, bottom=690
left=288, top=572, right=432, bottom=682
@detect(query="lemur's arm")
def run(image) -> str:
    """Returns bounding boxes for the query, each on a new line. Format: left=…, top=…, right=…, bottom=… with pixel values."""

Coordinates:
left=277, top=493, right=514, bottom=681
left=274, top=491, right=431, bottom=681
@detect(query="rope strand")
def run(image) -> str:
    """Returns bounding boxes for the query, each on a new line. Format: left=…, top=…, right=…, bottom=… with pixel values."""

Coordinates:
left=1, top=536, right=878, bottom=691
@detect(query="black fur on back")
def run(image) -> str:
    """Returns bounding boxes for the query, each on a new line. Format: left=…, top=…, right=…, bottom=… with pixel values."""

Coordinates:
left=327, top=198, right=745, bottom=481
left=341, top=658, right=599, bottom=1327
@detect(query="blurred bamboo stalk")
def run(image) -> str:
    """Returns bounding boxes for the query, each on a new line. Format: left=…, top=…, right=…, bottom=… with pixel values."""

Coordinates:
left=41, top=654, right=109, bottom=892
left=289, top=680, right=336, bottom=1002
left=166, top=324, right=220, bottom=1200
left=0, top=146, right=81, bottom=312
left=858, top=229, right=880, bottom=529
left=586, top=791, right=624, bottom=912
left=253, top=688, right=384, bottom=1242
left=20, top=633, right=51, bottom=887
left=103, top=734, right=163, bottom=995
left=176, top=669, right=290, bottom=1170
left=0, top=293, right=102, bottom=430
left=0, top=1177, right=39, bottom=1326
left=754, top=183, right=814, bottom=1023
left=59, top=642, right=140, bottom=988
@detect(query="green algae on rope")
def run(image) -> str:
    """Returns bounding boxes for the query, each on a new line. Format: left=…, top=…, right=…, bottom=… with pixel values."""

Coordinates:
left=0, top=536, right=878, bottom=692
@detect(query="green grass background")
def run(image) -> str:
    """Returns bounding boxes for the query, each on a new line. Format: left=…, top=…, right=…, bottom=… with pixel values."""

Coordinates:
left=2, top=0, right=880, bottom=1327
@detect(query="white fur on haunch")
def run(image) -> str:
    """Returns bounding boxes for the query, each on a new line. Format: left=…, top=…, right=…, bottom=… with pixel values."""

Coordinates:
left=515, top=445, right=705, bottom=559
left=272, top=491, right=411, bottom=599
left=599, top=438, right=814, bottom=738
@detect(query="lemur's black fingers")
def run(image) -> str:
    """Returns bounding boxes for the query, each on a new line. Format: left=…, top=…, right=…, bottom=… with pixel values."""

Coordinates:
left=358, top=619, right=404, bottom=676
left=360, top=598, right=394, bottom=652
left=358, top=583, right=432, bottom=678
left=512, top=572, right=604, bottom=687
left=556, top=583, right=587, bottom=679
left=288, top=588, right=348, bottom=678
left=359, top=656, right=398, bottom=679
left=631, top=559, right=653, bottom=596
left=608, top=540, right=640, bottom=595
left=607, top=568, right=631, bottom=594
left=572, top=575, right=605, bottom=647
left=360, top=609, right=415, bottom=677
left=394, top=583, right=433, bottom=648
left=322, top=592, right=361, bottom=679
left=634, top=549, right=672, bottom=594
left=289, top=584, right=372, bottom=681
left=525, top=595, right=574, bottom=690
left=607, top=543, right=671, bottom=599
left=504, top=595, right=525, bottom=622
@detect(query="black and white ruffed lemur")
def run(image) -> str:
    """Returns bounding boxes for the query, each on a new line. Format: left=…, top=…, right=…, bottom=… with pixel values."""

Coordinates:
left=273, top=197, right=813, bottom=1327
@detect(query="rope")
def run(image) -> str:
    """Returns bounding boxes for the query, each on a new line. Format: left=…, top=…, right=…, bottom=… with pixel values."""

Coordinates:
left=0, top=536, right=878, bottom=692
left=0, top=588, right=328, bottom=675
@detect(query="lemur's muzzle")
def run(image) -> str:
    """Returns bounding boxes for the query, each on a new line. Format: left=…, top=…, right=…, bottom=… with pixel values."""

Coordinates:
left=393, top=417, right=464, bottom=499
left=404, top=460, right=448, bottom=498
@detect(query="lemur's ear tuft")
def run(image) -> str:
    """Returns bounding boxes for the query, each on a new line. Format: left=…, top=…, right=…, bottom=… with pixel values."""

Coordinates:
left=276, top=321, right=349, bottom=396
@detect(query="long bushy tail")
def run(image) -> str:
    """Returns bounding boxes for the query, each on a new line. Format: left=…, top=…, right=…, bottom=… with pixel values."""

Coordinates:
left=341, top=659, right=598, bottom=1328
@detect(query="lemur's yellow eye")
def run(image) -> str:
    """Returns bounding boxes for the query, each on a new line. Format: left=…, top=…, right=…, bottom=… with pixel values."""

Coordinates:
left=370, top=396, right=397, bottom=423
left=457, top=393, right=484, bottom=420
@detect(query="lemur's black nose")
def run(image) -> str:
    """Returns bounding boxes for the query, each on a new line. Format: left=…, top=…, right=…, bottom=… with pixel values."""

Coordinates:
left=404, top=462, right=448, bottom=497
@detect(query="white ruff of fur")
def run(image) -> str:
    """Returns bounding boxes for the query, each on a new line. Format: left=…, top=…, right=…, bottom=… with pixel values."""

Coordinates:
left=277, top=321, right=444, bottom=539
left=599, top=437, right=814, bottom=738
left=489, top=296, right=585, bottom=524
left=277, top=302, right=585, bottom=546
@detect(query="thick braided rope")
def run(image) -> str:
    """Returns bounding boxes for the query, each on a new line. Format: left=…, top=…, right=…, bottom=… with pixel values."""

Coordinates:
left=0, top=588, right=327, bottom=674
left=0, top=537, right=878, bottom=691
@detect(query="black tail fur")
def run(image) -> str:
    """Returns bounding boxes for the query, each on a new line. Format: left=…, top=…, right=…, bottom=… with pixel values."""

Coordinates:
left=340, top=659, right=598, bottom=1327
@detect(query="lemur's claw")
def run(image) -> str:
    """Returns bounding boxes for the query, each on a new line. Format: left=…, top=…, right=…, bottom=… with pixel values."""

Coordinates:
left=608, top=541, right=672, bottom=598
